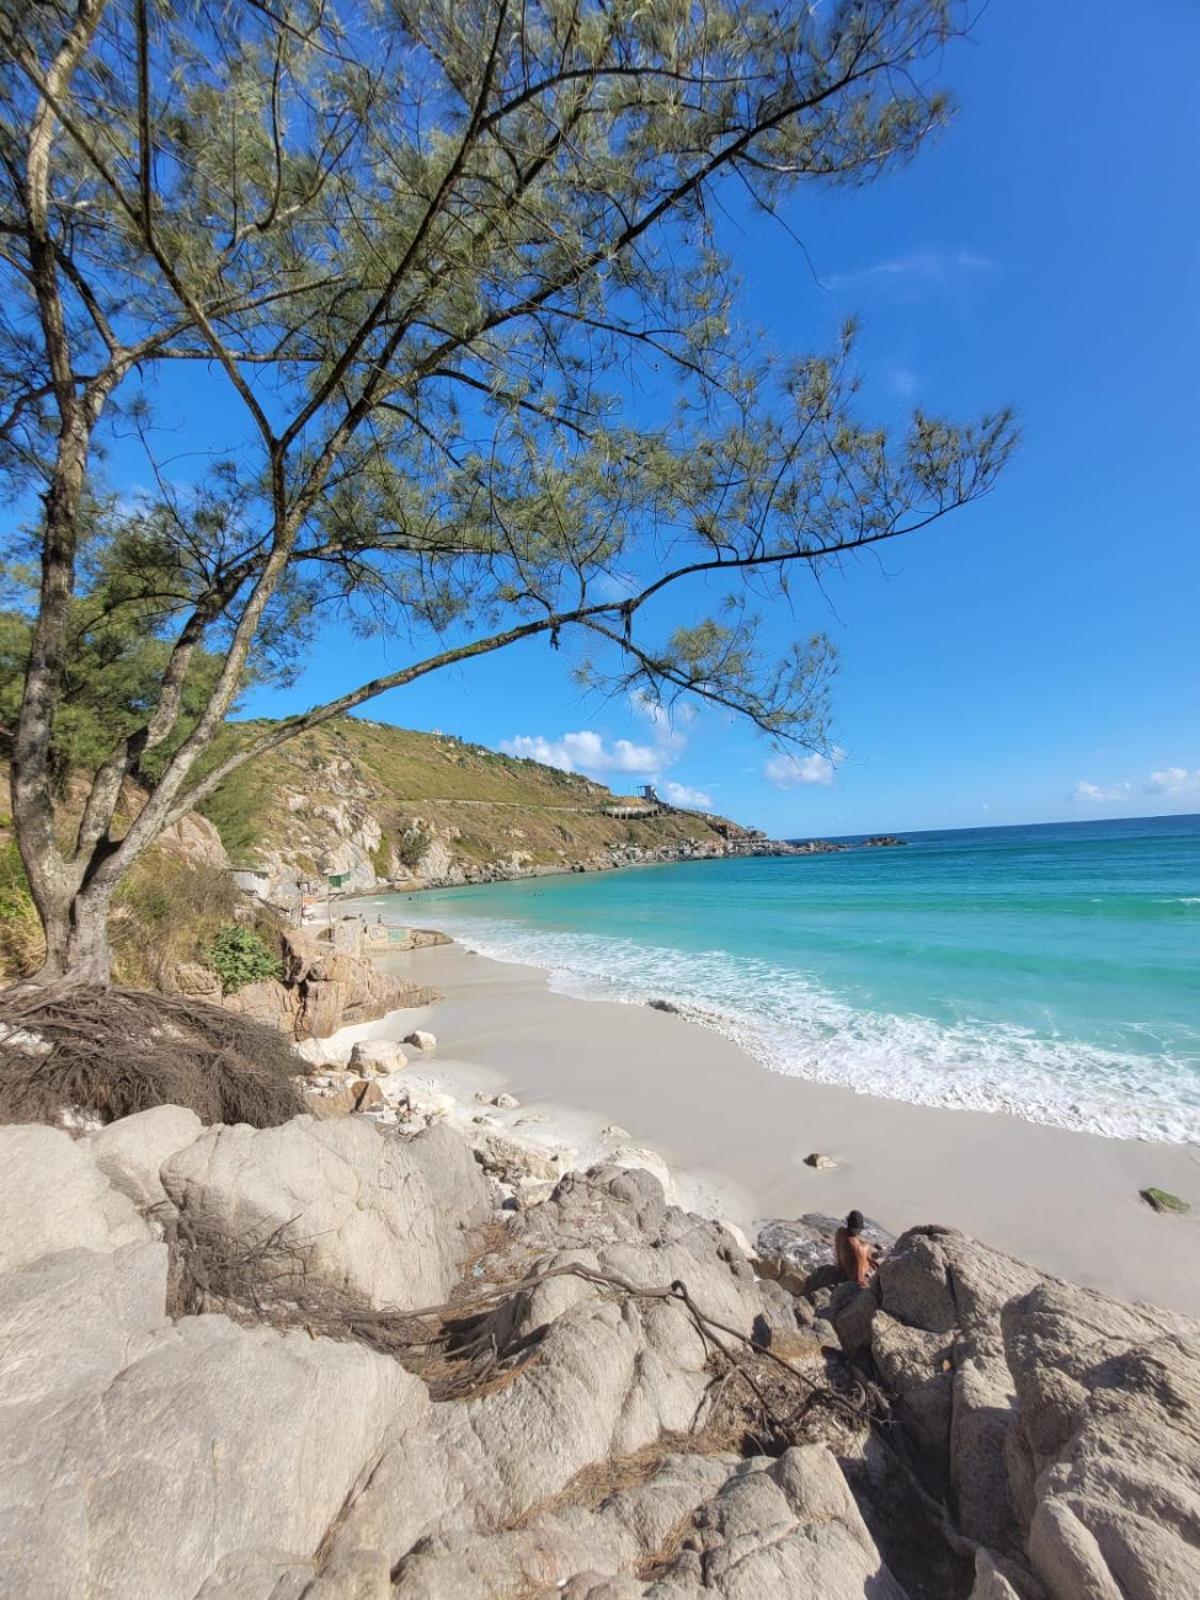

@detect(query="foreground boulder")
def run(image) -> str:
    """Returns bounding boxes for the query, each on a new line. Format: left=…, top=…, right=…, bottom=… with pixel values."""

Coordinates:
left=873, top=1225, right=1045, bottom=1550
left=843, top=1223, right=1200, bottom=1600
left=88, top=1104, right=204, bottom=1208
left=0, top=1240, right=419, bottom=1600
left=1003, top=1280, right=1200, bottom=1600
left=0, top=1117, right=908, bottom=1600
left=7, top=1106, right=1198, bottom=1600
left=161, top=1115, right=492, bottom=1310
left=391, top=1445, right=906, bottom=1599
left=0, top=1125, right=149, bottom=1272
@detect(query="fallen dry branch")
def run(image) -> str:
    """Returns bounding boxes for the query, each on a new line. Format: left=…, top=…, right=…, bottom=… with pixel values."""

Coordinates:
left=0, top=984, right=306, bottom=1127
left=164, top=1207, right=879, bottom=1427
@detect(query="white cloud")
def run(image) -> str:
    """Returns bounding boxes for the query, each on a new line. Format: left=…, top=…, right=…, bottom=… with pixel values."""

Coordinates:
left=827, top=249, right=998, bottom=293
left=501, top=691, right=716, bottom=792
left=1074, top=765, right=1200, bottom=806
left=500, top=731, right=659, bottom=776
left=590, top=569, right=640, bottom=601
left=763, top=747, right=845, bottom=789
left=887, top=365, right=920, bottom=399
left=1072, top=780, right=1133, bottom=803
left=1146, top=767, right=1200, bottom=797
left=660, top=779, right=714, bottom=809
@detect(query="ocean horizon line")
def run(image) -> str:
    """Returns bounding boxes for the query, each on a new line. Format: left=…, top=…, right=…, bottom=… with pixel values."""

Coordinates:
left=788, top=810, right=1200, bottom=847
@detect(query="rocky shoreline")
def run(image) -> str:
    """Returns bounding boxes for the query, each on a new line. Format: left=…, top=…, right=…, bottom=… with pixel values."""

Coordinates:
left=296, top=830, right=825, bottom=907
left=353, top=831, right=903, bottom=902
left=2, top=1007, right=1196, bottom=1599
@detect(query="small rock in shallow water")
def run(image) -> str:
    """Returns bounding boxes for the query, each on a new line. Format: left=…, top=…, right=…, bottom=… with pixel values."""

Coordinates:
left=601, top=1124, right=631, bottom=1140
left=804, top=1152, right=839, bottom=1171
left=646, top=998, right=680, bottom=1014
left=403, top=1029, right=436, bottom=1051
left=1140, top=1186, right=1191, bottom=1214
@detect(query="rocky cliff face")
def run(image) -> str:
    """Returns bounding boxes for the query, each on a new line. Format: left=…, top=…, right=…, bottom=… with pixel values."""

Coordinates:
left=164, top=914, right=438, bottom=1040
left=195, top=716, right=780, bottom=904
left=3, top=1099, right=1195, bottom=1600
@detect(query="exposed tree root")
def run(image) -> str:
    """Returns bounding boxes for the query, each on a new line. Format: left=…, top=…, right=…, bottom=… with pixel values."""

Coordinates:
left=164, top=1204, right=884, bottom=1429
left=0, top=984, right=306, bottom=1127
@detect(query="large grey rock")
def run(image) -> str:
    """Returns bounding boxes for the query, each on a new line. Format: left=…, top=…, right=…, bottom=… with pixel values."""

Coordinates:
left=0, top=1240, right=167, bottom=1409
left=89, top=1104, right=204, bottom=1208
left=0, top=1125, right=149, bottom=1272
left=1003, top=1280, right=1200, bottom=1600
left=0, top=1239, right=425, bottom=1600
left=651, top=1445, right=907, bottom=1598
left=875, top=1226, right=1047, bottom=1550
left=879, top=1226, right=1044, bottom=1343
left=192, top=1552, right=314, bottom=1600
left=321, top=1166, right=784, bottom=1573
left=390, top=1447, right=903, bottom=1600
left=328, top=1283, right=720, bottom=1569
left=161, top=1116, right=492, bottom=1310
left=0, top=1243, right=172, bottom=1597
left=954, top=1352, right=1024, bottom=1554
left=871, top=1309, right=954, bottom=1491
left=514, top=1164, right=763, bottom=1353
left=829, top=1279, right=880, bottom=1356
left=969, top=1549, right=1029, bottom=1599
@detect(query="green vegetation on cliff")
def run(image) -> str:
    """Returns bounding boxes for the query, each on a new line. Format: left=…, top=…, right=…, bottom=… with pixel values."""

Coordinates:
left=0, top=714, right=742, bottom=981
left=193, top=716, right=744, bottom=885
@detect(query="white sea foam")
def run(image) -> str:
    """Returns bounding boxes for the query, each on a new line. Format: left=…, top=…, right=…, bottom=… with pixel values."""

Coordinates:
left=433, top=914, right=1200, bottom=1145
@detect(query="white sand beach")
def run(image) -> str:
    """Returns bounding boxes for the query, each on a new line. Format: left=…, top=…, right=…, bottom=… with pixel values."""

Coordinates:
left=361, top=938, right=1200, bottom=1315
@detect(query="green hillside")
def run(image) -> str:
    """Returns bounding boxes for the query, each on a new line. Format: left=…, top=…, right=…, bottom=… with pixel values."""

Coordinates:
left=196, top=716, right=745, bottom=884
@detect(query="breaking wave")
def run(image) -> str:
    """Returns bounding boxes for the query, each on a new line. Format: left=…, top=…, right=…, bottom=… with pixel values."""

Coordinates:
left=431, top=914, right=1200, bottom=1145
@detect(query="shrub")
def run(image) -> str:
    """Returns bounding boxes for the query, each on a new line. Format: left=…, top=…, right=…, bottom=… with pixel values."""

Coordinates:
left=0, top=839, right=44, bottom=977
left=395, top=822, right=428, bottom=870
left=370, top=834, right=394, bottom=878
left=204, top=924, right=282, bottom=994
left=111, top=855, right=241, bottom=989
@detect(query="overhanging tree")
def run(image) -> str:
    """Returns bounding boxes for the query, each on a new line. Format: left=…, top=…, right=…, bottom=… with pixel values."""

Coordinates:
left=0, top=0, right=1015, bottom=985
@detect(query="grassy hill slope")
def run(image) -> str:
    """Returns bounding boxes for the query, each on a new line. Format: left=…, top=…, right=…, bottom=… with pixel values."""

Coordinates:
left=197, top=717, right=748, bottom=888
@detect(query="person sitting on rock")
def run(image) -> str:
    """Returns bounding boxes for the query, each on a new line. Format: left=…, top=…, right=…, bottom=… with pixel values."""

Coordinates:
left=834, top=1210, right=877, bottom=1288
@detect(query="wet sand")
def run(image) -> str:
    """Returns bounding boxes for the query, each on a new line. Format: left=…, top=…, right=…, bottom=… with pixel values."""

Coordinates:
left=368, top=940, right=1200, bottom=1314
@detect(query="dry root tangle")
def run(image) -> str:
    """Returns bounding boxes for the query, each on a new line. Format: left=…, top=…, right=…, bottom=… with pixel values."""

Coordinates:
left=165, top=1206, right=882, bottom=1434
left=0, top=984, right=306, bottom=1128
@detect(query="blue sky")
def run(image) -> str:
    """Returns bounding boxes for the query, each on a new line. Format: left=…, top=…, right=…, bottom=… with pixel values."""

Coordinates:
left=97, top=1, right=1200, bottom=833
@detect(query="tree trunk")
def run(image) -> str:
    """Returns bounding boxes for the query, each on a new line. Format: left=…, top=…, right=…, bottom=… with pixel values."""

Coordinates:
left=33, top=880, right=114, bottom=988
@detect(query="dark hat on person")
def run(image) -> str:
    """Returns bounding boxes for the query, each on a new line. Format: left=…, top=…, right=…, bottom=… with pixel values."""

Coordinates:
left=846, top=1210, right=864, bottom=1235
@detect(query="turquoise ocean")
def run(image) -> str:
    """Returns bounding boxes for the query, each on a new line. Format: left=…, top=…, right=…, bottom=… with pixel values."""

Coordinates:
left=383, top=814, right=1200, bottom=1144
